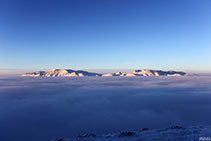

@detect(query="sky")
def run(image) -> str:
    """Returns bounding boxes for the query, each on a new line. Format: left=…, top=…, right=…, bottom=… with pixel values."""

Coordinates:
left=0, top=0, right=211, bottom=75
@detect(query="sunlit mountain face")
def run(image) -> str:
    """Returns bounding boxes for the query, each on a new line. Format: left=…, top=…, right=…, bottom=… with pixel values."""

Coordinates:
left=22, top=68, right=189, bottom=77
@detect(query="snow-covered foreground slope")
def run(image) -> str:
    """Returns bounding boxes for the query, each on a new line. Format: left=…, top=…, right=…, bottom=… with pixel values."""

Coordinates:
left=52, top=126, right=211, bottom=141
left=22, top=69, right=189, bottom=77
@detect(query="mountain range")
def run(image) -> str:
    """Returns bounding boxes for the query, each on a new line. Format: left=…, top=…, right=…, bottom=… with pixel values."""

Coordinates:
left=22, top=69, right=189, bottom=77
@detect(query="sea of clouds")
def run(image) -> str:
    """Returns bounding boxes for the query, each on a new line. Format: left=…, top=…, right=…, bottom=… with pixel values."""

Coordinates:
left=0, top=76, right=211, bottom=141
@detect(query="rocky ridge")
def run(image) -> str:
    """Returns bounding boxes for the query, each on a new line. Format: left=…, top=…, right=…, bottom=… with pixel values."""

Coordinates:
left=22, top=69, right=189, bottom=77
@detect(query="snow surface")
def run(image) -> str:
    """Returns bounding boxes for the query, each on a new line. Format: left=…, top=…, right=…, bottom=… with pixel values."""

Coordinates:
left=52, top=126, right=211, bottom=141
left=22, top=69, right=188, bottom=77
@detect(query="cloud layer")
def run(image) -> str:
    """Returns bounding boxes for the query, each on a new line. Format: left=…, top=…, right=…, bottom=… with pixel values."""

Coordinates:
left=0, top=76, right=211, bottom=141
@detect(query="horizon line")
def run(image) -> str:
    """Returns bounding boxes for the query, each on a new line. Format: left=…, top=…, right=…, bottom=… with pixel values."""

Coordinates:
left=0, top=68, right=211, bottom=77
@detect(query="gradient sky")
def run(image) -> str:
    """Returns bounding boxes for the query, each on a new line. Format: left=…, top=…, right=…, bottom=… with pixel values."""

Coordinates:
left=0, top=0, right=211, bottom=75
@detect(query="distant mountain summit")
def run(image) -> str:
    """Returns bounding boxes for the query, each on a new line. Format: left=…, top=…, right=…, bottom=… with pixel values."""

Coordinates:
left=22, top=69, right=101, bottom=77
left=22, top=69, right=189, bottom=77
left=102, top=69, right=187, bottom=77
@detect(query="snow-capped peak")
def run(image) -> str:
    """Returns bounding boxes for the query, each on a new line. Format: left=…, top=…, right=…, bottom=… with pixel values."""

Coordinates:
left=22, top=69, right=190, bottom=77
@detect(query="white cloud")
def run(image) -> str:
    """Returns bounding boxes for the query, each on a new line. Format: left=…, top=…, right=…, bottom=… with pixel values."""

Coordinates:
left=0, top=76, right=211, bottom=141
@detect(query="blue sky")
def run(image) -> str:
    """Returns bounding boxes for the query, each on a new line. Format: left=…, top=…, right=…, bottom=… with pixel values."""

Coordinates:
left=0, top=0, right=211, bottom=75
